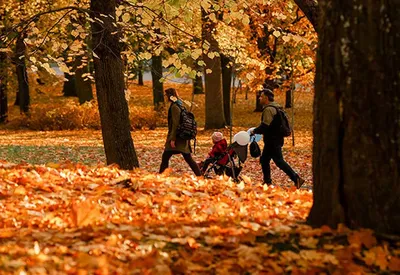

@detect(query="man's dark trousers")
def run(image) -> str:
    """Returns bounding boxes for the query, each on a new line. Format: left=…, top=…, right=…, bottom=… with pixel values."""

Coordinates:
left=260, top=144, right=298, bottom=184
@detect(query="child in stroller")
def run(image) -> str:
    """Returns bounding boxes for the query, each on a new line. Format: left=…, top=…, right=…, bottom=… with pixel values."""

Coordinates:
left=201, top=132, right=248, bottom=181
left=199, top=132, right=228, bottom=174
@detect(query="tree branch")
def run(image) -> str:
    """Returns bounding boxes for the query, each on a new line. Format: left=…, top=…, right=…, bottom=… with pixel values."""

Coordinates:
left=30, top=9, right=74, bottom=55
left=121, top=0, right=200, bottom=42
left=293, top=0, right=319, bottom=32
left=4, top=6, right=91, bottom=47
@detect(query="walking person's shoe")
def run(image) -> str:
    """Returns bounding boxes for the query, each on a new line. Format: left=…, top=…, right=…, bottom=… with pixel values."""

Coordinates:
left=295, top=177, right=305, bottom=189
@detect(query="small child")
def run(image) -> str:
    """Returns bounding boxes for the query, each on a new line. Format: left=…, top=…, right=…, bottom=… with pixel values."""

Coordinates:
left=199, top=132, right=228, bottom=173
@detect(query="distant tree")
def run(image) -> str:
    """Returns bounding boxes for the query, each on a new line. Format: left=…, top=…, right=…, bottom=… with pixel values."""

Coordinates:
left=61, top=14, right=93, bottom=104
left=221, top=54, right=232, bottom=126
left=151, top=54, right=164, bottom=109
left=15, top=31, right=30, bottom=114
left=137, top=61, right=144, bottom=86
left=192, top=63, right=203, bottom=94
left=90, top=0, right=139, bottom=169
left=0, top=3, right=8, bottom=123
left=308, top=0, right=400, bottom=234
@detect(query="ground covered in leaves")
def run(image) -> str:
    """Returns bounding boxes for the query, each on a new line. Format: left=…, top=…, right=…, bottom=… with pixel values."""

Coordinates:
left=1, top=130, right=400, bottom=274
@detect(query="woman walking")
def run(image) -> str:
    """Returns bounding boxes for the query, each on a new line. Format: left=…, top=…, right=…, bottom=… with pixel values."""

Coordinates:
left=159, top=88, right=202, bottom=176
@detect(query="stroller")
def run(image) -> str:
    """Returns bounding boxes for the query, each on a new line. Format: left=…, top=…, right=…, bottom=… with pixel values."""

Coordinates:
left=203, top=142, right=248, bottom=182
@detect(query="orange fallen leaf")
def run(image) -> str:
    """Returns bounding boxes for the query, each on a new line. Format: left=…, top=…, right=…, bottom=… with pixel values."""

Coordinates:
left=348, top=229, right=377, bottom=249
left=70, top=199, right=101, bottom=227
left=388, top=256, right=400, bottom=272
left=14, top=186, right=27, bottom=195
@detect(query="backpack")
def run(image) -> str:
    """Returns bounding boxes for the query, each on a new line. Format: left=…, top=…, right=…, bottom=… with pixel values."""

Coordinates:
left=269, top=105, right=292, bottom=137
left=175, top=103, right=197, bottom=140
left=175, top=103, right=197, bottom=153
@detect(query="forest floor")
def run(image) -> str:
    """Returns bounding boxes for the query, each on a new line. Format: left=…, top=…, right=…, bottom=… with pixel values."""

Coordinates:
left=0, top=82, right=399, bottom=274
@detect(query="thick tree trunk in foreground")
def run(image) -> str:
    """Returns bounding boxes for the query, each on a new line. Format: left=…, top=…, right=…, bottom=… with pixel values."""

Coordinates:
left=293, top=0, right=319, bottom=32
left=202, top=7, right=225, bottom=129
left=151, top=55, right=164, bottom=109
left=308, top=0, right=400, bottom=234
left=15, top=33, right=30, bottom=114
left=90, top=0, right=139, bottom=169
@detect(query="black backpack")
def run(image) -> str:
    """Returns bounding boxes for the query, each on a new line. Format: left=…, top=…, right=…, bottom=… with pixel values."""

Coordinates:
left=269, top=105, right=292, bottom=137
left=175, top=103, right=197, bottom=140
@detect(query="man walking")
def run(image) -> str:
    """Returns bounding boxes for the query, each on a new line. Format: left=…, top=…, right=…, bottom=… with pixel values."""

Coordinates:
left=251, top=89, right=305, bottom=189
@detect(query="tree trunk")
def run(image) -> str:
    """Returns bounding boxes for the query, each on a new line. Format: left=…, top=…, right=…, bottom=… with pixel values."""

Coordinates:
left=138, top=62, right=144, bottom=86
left=75, top=14, right=93, bottom=104
left=75, top=64, right=93, bottom=104
left=0, top=50, right=7, bottom=123
left=308, top=0, right=400, bottom=234
left=62, top=72, right=78, bottom=97
left=62, top=61, right=93, bottom=104
left=221, top=54, right=232, bottom=126
left=293, top=0, right=319, bottom=32
left=202, top=7, right=225, bottom=129
left=90, top=0, right=139, bottom=169
left=15, top=33, right=30, bottom=114
left=193, top=63, right=204, bottom=94
left=285, top=89, right=292, bottom=108
left=151, top=55, right=164, bottom=109
left=0, top=0, right=7, bottom=123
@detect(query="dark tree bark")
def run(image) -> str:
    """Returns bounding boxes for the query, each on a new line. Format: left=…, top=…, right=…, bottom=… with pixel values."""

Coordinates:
left=62, top=15, right=93, bottom=103
left=0, top=3, right=7, bottom=123
left=62, top=71, right=78, bottom=97
left=138, top=62, right=144, bottom=86
left=151, top=55, right=164, bottom=109
left=308, top=0, right=400, bottom=234
left=293, top=0, right=319, bottom=32
left=202, top=6, right=225, bottom=129
left=0, top=49, right=7, bottom=123
left=90, top=0, right=139, bottom=169
left=74, top=15, right=93, bottom=104
left=192, top=63, right=204, bottom=94
left=15, top=33, right=30, bottom=114
left=75, top=64, right=93, bottom=104
left=221, top=54, right=232, bottom=126
left=285, top=89, right=292, bottom=108
left=62, top=61, right=93, bottom=104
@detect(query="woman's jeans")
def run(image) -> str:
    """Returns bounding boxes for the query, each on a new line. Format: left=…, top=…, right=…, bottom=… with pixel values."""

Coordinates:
left=159, top=150, right=202, bottom=176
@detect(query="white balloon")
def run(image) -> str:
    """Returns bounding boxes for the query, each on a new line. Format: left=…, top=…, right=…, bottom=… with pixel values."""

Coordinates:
left=233, top=131, right=250, bottom=146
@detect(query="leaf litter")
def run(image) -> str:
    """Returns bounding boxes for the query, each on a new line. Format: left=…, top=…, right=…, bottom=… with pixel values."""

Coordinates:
left=0, top=130, right=399, bottom=273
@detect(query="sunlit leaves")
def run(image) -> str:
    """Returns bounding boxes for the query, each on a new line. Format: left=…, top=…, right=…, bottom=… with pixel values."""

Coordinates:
left=0, top=154, right=398, bottom=273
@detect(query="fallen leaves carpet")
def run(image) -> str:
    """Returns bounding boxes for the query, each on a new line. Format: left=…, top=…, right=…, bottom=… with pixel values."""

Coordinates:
left=0, top=130, right=399, bottom=274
